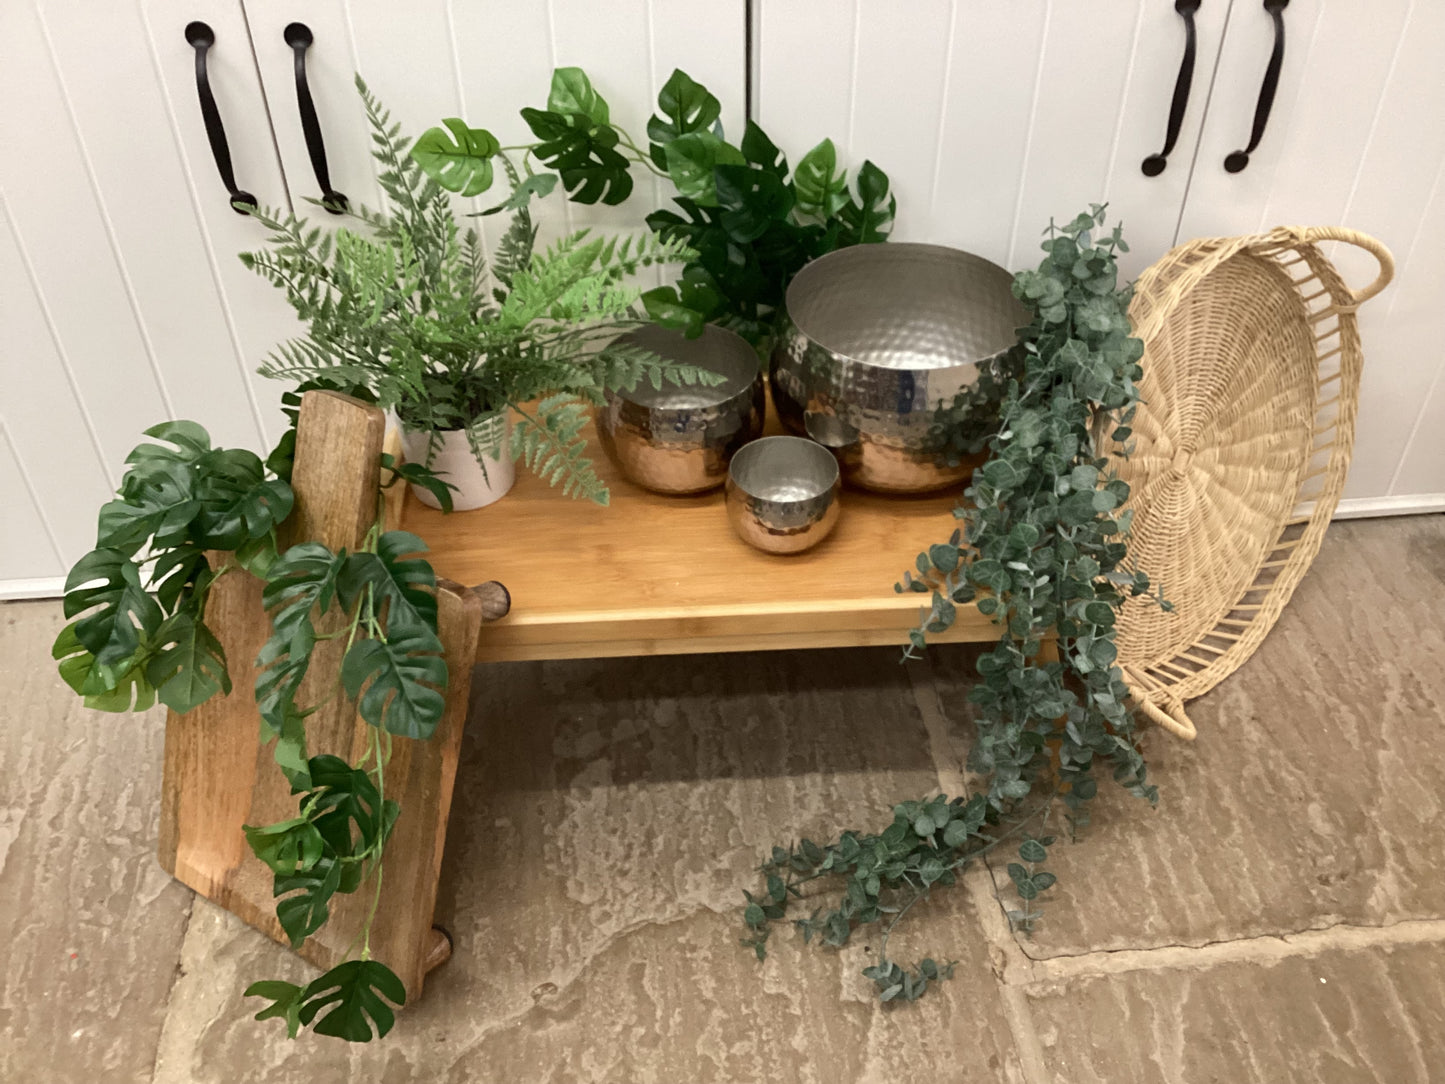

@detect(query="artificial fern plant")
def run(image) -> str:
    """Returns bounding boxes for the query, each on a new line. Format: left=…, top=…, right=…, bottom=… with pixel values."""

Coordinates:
left=241, top=77, right=719, bottom=505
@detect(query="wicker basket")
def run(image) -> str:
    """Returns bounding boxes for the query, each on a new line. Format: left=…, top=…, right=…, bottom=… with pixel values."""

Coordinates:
left=1114, top=226, right=1394, bottom=740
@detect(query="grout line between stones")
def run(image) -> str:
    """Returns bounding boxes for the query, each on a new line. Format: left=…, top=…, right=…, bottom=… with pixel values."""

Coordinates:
left=904, top=654, right=968, bottom=798
left=146, top=891, right=197, bottom=1084
left=908, top=656, right=1054, bottom=1084
left=1014, top=916, right=1445, bottom=990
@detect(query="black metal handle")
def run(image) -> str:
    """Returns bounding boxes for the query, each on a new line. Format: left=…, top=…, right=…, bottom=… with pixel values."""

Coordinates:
left=1141, top=0, right=1202, bottom=177
left=284, top=23, right=348, bottom=214
left=1225, top=0, right=1289, bottom=173
left=184, top=22, right=257, bottom=214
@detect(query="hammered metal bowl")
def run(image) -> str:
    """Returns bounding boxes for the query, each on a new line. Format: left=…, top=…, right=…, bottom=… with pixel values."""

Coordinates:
left=725, top=436, right=841, bottom=555
left=772, top=242, right=1028, bottom=493
left=598, top=324, right=765, bottom=494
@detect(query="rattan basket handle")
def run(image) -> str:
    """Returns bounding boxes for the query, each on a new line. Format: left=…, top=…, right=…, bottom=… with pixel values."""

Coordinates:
left=1122, top=665, right=1198, bottom=741
left=1136, top=689, right=1197, bottom=741
left=1267, top=226, right=1395, bottom=307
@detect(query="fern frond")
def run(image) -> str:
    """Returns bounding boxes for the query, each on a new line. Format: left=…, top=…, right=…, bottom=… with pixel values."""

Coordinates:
left=590, top=342, right=728, bottom=394
left=509, top=395, right=609, bottom=505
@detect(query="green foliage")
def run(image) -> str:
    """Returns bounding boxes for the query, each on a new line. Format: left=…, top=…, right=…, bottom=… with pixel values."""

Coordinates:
left=898, top=206, right=1165, bottom=829
left=245, top=959, right=406, bottom=1042
left=410, top=66, right=896, bottom=355
left=740, top=794, right=1055, bottom=1003
left=55, top=405, right=455, bottom=1044
left=243, top=75, right=717, bottom=504
left=520, top=67, right=635, bottom=206
left=640, top=105, right=896, bottom=353
left=246, top=753, right=398, bottom=948
left=53, top=421, right=293, bottom=715
left=410, top=118, right=501, bottom=197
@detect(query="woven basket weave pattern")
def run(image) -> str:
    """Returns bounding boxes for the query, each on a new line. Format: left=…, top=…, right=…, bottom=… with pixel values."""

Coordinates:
left=1115, top=227, right=1392, bottom=740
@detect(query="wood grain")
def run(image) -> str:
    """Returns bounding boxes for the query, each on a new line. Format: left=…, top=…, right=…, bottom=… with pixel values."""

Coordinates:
left=159, top=392, right=484, bottom=999
left=402, top=403, right=997, bottom=660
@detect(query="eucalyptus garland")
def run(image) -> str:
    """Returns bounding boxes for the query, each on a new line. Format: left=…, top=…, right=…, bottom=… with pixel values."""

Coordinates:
left=741, top=205, right=1169, bottom=1002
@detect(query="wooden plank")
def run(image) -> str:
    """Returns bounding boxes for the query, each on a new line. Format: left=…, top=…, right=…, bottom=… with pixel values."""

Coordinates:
left=160, top=392, right=484, bottom=999
left=403, top=403, right=996, bottom=658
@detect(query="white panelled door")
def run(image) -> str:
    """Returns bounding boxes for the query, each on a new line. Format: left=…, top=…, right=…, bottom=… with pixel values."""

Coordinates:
left=0, top=0, right=296, bottom=593
left=755, top=0, right=1231, bottom=281
left=1180, top=0, right=1445, bottom=510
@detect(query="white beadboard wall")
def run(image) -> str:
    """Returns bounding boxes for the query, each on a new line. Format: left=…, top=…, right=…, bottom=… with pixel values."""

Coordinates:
left=755, top=0, right=1232, bottom=283
left=1, top=0, right=296, bottom=597
left=1178, top=0, right=1445, bottom=509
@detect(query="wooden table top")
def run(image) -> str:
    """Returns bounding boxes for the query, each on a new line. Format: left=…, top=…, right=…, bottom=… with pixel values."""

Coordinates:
left=402, top=408, right=995, bottom=662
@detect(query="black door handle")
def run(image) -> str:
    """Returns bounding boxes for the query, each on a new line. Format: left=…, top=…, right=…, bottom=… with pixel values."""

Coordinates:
left=284, top=23, right=348, bottom=214
left=1142, top=0, right=1202, bottom=177
left=1225, top=0, right=1289, bottom=173
left=184, top=22, right=257, bottom=214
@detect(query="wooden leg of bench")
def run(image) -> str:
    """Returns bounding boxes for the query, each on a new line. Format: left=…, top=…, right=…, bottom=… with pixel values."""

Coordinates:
left=424, top=926, right=454, bottom=973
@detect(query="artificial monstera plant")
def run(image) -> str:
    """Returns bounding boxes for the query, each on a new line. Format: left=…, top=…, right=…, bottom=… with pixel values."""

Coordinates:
left=411, top=67, right=897, bottom=354
left=53, top=387, right=459, bottom=1042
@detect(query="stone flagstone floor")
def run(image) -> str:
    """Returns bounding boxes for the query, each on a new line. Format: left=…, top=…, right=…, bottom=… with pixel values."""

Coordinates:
left=2, top=515, right=1443, bottom=1083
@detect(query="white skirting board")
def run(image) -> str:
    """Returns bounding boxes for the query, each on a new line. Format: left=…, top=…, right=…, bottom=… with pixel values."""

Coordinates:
left=0, top=576, right=66, bottom=601
left=1331, top=495, right=1445, bottom=519
left=3, top=496, right=1441, bottom=602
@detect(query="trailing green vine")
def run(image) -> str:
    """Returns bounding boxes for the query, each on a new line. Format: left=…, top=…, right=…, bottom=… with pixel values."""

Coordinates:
left=53, top=393, right=457, bottom=1042
left=740, top=205, right=1168, bottom=1003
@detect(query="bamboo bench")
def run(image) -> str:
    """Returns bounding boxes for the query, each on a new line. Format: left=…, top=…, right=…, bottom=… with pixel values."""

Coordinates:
left=159, top=390, right=1002, bottom=1000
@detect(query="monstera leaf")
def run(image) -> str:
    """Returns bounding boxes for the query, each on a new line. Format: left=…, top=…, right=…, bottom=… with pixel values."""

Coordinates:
left=648, top=68, right=722, bottom=168
left=411, top=118, right=501, bottom=197
left=244, top=814, right=325, bottom=877
left=716, top=163, right=796, bottom=244
left=306, top=754, right=397, bottom=859
left=298, top=960, right=407, bottom=1042
left=274, top=853, right=344, bottom=948
left=336, top=530, right=438, bottom=631
left=145, top=610, right=231, bottom=713
left=546, top=66, right=611, bottom=126
left=52, top=621, right=157, bottom=713
left=663, top=132, right=745, bottom=206
left=793, top=139, right=850, bottom=220
left=839, top=160, right=896, bottom=244
left=245, top=980, right=306, bottom=1039
left=340, top=626, right=447, bottom=740
left=190, top=447, right=293, bottom=551
left=62, top=549, right=163, bottom=667
left=520, top=107, right=633, bottom=206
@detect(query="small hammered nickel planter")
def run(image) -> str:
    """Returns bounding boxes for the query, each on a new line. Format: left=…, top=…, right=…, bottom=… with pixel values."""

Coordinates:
left=598, top=323, right=765, bottom=495
left=772, top=242, right=1028, bottom=493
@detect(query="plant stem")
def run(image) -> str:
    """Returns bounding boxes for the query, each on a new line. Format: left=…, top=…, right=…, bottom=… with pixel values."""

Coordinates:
left=878, top=889, right=926, bottom=962
left=360, top=724, right=388, bottom=961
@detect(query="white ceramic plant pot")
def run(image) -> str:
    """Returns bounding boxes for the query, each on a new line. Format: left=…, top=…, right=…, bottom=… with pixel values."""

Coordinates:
left=398, top=413, right=515, bottom=511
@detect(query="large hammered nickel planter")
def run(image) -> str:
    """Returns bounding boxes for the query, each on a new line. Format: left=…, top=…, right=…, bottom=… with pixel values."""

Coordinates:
left=771, top=242, right=1028, bottom=493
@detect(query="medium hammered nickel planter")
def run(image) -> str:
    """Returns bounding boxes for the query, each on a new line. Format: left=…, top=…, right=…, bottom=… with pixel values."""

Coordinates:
left=771, top=242, right=1027, bottom=493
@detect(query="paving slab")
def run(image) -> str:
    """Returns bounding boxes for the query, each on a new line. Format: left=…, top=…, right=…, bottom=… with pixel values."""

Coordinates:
left=0, top=601, right=193, bottom=1084
left=1025, top=936, right=1445, bottom=1083
left=929, top=516, right=1445, bottom=956
left=152, top=648, right=1025, bottom=1083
